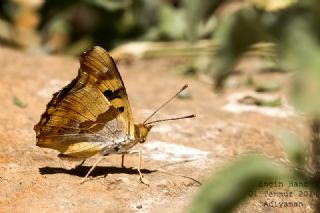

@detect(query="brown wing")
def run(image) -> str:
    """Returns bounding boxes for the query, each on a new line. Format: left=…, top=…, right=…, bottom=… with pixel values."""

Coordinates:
left=34, top=46, right=135, bottom=158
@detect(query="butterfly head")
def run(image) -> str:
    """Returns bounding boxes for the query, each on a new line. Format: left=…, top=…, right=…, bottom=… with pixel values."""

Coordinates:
left=135, top=124, right=154, bottom=143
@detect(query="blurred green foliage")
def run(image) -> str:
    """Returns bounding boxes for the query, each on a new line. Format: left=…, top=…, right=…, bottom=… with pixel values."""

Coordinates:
left=189, top=130, right=319, bottom=213
left=1, top=0, right=211, bottom=53
left=1, top=0, right=319, bottom=89
left=190, top=154, right=293, bottom=213
left=185, top=1, right=320, bottom=211
left=0, top=0, right=319, bottom=74
left=0, top=0, right=186, bottom=52
left=277, top=129, right=306, bottom=168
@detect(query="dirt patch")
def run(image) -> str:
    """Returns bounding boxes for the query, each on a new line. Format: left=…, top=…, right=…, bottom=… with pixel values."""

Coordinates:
left=0, top=46, right=315, bottom=212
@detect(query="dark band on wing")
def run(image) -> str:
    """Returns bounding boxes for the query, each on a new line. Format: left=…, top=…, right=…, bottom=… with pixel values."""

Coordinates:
left=103, top=88, right=125, bottom=101
left=79, top=106, right=119, bottom=133
left=117, top=106, right=124, bottom=113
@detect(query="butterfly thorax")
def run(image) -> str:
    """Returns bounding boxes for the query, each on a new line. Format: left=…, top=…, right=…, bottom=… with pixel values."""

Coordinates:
left=100, top=124, right=152, bottom=155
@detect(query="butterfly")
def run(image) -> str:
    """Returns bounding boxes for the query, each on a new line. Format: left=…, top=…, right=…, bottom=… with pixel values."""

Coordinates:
left=34, top=46, right=194, bottom=184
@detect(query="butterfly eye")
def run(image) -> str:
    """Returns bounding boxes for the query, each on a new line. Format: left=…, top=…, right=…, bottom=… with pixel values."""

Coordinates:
left=139, top=138, right=146, bottom=143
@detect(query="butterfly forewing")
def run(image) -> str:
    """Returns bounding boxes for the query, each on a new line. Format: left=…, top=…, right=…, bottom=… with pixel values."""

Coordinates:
left=79, top=47, right=134, bottom=136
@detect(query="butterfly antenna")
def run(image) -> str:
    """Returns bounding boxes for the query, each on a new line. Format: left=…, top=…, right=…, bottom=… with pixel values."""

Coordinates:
left=144, top=114, right=195, bottom=125
left=143, top=84, right=189, bottom=124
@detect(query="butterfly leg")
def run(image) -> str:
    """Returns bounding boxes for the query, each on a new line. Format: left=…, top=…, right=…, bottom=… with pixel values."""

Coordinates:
left=75, top=160, right=86, bottom=169
left=121, top=154, right=126, bottom=168
left=129, top=149, right=149, bottom=185
left=80, top=155, right=104, bottom=184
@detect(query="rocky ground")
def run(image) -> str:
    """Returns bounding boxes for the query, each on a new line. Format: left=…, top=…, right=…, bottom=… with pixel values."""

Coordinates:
left=0, top=46, right=316, bottom=212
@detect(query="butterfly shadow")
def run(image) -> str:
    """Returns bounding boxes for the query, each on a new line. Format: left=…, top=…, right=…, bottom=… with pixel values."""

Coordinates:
left=39, top=165, right=156, bottom=178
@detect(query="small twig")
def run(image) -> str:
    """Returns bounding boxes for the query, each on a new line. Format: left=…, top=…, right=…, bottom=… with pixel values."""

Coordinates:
left=110, top=40, right=217, bottom=62
left=154, top=159, right=202, bottom=186
left=156, top=170, right=202, bottom=186
left=156, top=159, right=198, bottom=169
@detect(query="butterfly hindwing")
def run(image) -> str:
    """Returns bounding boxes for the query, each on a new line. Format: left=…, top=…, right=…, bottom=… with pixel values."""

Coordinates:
left=34, top=46, right=134, bottom=158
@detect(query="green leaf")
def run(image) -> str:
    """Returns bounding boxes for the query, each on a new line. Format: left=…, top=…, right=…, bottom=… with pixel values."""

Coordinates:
left=280, top=17, right=320, bottom=73
left=212, top=6, right=268, bottom=90
left=183, top=0, right=223, bottom=40
left=238, top=96, right=281, bottom=107
left=159, top=4, right=186, bottom=40
left=255, top=80, right=281, bottom=92
left=173, top=64, right=197, bottom=76
left=190, top=155, right=292, bottom=213
left=276, top=129, right=306, bottom=168
left=13, top=96, right=27, bottom=108
left=289, top=70, right=320, bottom=116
